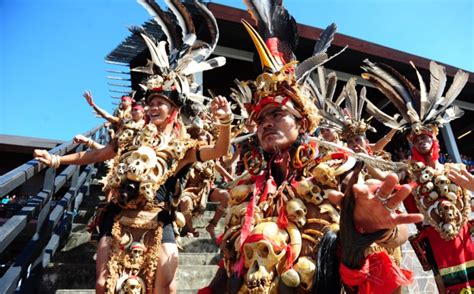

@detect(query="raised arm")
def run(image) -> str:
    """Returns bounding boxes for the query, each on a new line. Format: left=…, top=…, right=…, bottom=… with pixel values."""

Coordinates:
left=371, top=128, right=397, bottom=152
left=73, top=134, right=105, bottom=150
left=83, top=90, right=120, bottom=125
left=34, top=144, right=116, bottom=167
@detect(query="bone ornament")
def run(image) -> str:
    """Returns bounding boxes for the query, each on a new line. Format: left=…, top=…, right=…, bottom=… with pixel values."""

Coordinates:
left=229, top=184, right=253, bottom=205
left=133, top=123, right=158, bottom=147
left=311, top=163, right=338, bottom=188
left=116, top=275, right=146, bottom=294
left=138, top=181, right=156, bottom=202
left=294, top=178, right=324, bottom=206
left=129, top=241, right=146, bottom=264
left=419, top=166, right=435, bottom=183
left=286, top=198, right=307, bottom=228
left=280, top=268, right=300, bottom=287
left=118, top=128, right=135, bottom=146
left=293, top=256, right=316, bottom=292
left=174, top=211, right=186, bottom=228
left=126, top=146, right=158, bottom=182
left=241, top=221, right=302, bottom=294
left=434, top=175, right=450, bottom=196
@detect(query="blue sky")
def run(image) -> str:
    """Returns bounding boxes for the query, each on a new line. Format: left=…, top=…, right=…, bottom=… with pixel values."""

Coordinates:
left=1, top=0, right=472, bottom=141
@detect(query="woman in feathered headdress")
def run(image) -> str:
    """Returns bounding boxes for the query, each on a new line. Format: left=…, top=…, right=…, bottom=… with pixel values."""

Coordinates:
left=34, top=1, right=231, bottom=293
left=361, top=59, right=473, bottom=293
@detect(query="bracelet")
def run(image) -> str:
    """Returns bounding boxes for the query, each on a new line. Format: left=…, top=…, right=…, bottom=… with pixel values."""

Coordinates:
left=86, top=138, right=94, bottom=148
left=217, top=113, right=234, bottom=126
left=377, top=226, right=399, bottom=245
left=50, top=154, right=61, bottom=169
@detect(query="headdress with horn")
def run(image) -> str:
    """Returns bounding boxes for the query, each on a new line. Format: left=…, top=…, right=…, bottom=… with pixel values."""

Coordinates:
left=360, top=59, right=467, bottom=142
left=132, top=0, right=226, bottom=122
left=230, top=0, right=346, bottom=133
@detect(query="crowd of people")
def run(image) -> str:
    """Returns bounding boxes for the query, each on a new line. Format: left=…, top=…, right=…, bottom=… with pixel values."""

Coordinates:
left=30, top=1, right=472, bottom=293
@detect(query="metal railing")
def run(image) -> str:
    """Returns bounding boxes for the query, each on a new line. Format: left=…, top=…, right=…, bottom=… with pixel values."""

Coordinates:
left=0, top=124, right=108, bottom=294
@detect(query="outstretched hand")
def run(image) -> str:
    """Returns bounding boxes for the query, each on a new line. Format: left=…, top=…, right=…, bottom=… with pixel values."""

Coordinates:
left=353, top=174, right=424, bottom=233
left=448, top=167, right=474, bottom=191
left=33, top=149, right=52, bottom=167
left=210, top=95, right=231, bottom=120
left=73, top=134, right=87, bottom=144
left=83, top=90, right=95, bottom=107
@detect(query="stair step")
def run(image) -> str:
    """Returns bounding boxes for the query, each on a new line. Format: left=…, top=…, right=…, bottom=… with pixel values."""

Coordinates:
left=179, top=236, right=220, bottom=253
left=42, top=263, right=95, bottom=292
left=176, top=265, right=218, bottom=290
left=179, top=252, right=222, bottom=265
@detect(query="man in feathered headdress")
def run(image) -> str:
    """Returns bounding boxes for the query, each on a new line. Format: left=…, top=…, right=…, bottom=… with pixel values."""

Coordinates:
left=199, top=1, right=424, bottom=293
left=362, top=59, right=474, bottom=293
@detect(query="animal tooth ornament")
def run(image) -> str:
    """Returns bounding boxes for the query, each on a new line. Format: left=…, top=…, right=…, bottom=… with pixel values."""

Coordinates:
left=362, top=59, right=473, bottom=293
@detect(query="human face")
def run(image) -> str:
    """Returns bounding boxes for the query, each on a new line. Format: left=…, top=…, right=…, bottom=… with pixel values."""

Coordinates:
left=131, top=108, right=145, bottom=122
left=413, top=134, right=433, bottom=155
left=147, top=96, right=176, bottom=128
left=256, top=106, right=301, bottom=153
left=121, top=98, right=132, bottom=108
left=320, top=127, right=339, bottom=142
left=346, top=135, right=368, bottom=153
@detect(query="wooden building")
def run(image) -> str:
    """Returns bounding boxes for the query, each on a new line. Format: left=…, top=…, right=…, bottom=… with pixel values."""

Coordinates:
left=105, top=2, right=474, bottom=160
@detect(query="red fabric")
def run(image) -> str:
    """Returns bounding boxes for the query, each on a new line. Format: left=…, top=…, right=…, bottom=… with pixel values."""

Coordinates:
left=265, top=37, right=286, bottom=64
left=424, top=224, right=474, bottom=292
left=277, top=202, right=288, bottom=230
left=235, top=192, right=257, bottom=276
left=197, top=287, right=214, bottom=294
left=340, top=251, right=413, bottom=293
left=131, top=103, right=144, bottom=111
left=121, top=95, right=133, bottom=102
left=410, top=137, right=440, bottom=165
left=251, top=96, right=290, bottom=116
left=259, top=176, right=277, bottom=204
left=215, top=232, right=224, bottom=246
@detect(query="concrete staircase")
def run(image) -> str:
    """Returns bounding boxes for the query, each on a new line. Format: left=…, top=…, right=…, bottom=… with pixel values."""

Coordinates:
left=40, top=165, right=225, bottom=294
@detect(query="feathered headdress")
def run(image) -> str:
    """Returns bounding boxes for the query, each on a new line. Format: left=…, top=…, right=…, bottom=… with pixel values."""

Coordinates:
left=132, top=0, right=226, bottom=121
left=230, top=0, right=346, bottom=133
left=360, top=59, right=468, bottom=142
left=314, top=68, right=376, bottom=140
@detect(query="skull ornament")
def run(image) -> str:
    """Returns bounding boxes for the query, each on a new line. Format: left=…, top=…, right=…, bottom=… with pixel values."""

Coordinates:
left=295, top=178, right=323, bottom=206
left=438, top=200, right=457, bottom=222
left=135, top=124, right=158, bottom=146
left=129, top=241, right=146, bottom=263
left=418, top=182, right=434, bottom=195
left=434, top=175, right=450, bottom=196
left=139, top=181, right=156, bottom=202
left=293, top=256, right=316, bottom=292
left=286, top=198, right=307, bottom=228
left=410, top=161, right=425, bottom=175
left=127, top=146, right=157, bottom=182
left=242, top=222, right=288, bottom=294
left=120, top=276, right=143, bottom=294
left=118, top=129, right=135, bottom=146
left=117, top=163, right=128, bottom=175
left=311, top=163, right=338, bottom=188
left=419, top=167, right=435, bottom=183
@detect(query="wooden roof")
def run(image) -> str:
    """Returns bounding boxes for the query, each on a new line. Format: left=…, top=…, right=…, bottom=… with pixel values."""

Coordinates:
left=105, top=2, right=474, bottom=154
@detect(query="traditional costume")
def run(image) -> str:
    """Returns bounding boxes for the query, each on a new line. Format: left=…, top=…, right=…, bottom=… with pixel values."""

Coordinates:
left=361, top=59, right=473, bottom=293
left=215, top=1, right=413, bottom=293
left=98, top=1, right=227, bottom=292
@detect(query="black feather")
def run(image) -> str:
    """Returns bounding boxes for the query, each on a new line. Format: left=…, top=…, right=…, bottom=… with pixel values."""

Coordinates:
left=313, top=23, right=337, bottom=55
